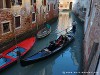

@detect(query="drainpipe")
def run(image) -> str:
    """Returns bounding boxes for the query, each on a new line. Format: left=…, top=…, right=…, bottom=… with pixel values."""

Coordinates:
left=36, top=10, right=38, bottom=30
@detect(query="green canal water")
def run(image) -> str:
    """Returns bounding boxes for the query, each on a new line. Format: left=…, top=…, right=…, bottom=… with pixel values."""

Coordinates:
left=0, top=11, right=84, bottom=75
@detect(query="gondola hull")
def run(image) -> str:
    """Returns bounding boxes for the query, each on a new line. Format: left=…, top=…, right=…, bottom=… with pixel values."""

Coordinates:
left=20, top=32, right=74, bottom=66
left=20, top=46, right=62, bottom=66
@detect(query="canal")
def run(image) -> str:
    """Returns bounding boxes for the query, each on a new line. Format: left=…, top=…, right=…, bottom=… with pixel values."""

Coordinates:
left=1, top=11, right=84, bottom=75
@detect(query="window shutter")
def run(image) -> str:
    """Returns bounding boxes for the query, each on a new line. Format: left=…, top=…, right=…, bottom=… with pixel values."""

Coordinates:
left=31, top=0, right=32, bottom=5
left=0, top=0, right=3, bottom=8
left=44, top=0, right=46, bottom=6
left=11, top=0, right=15, bottom=6
left=48, top=4, right=49, bottom=11
left=34, top=0, right=36, bottom=3
left=18, top=0, right=22, bottom=5
left=6, top=0, right=11, bottom=8
left=42, top=0, right=46, bottom=6
left=33, top=4, right=36, bottom=12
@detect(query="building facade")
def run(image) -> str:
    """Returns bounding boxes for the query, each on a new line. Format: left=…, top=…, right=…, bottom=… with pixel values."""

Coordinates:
left=36, top=0, right=59, bottom=28
left=83, top=0, right=100, bottom=74
left=0, top=0, right=36, bottom=43
left=59, top=0, right=73, bottom=10
left=73, top=0, right=88, bottom=21
left=0, top=0, right=59, bottom=52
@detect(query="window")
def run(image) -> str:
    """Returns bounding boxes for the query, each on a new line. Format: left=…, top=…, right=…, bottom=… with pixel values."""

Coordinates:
left=0, top=0, right=3, bottom=8
left=88, top=0, right=92, bottom=16
left=31, top=0, right=36, bottom=5
left=32, top=12, right=36, bottom=23
left=34, top=0, right=36, bottom=3
left=2, top=21, right=11, bottom=34
left=84, top=8, right=86, bottom=12
left=15, top=16, right=21, bottom=28
left=31, top=0, right=32, bottom=5
left=58, top=4, right=59, bottom=8
left=42, top=0, right=46, bottom=6
left=0, top=0, right=11, bottom=8
left=11, top=0, right=22, bottom=6
left=48, top=4, right=50, bottom=11
left=54, top=4, right=56, bottom=9
left=69, top=2, right=73, bottom=10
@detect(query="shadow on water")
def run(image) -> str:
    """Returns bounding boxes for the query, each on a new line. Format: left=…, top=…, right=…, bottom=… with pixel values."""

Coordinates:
left=0, top=11, right=84, bottom=75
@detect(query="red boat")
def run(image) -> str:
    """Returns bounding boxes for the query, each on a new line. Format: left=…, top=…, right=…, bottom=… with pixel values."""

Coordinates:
left=0, top=37, right=36, bottom=71
left=0, top=55, right=16, bottom=71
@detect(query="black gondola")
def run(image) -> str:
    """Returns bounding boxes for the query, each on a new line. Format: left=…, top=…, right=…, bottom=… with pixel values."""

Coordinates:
left=20, top=31, right=74, bottom=67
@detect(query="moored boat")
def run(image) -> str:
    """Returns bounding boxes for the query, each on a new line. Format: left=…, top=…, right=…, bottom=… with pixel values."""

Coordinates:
left=0, top=37, right=36, bottom=71
left=20, top=31, right=74, bottom=67
left=0, top=55, right=16, bottom=71
left=37, top=24, right=51, bottom=39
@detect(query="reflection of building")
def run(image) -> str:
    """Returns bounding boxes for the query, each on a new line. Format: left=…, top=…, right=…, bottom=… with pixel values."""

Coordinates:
left=36, top=63, right=53, bottom=75
left=59, top=0, right=73, bottom=10
left=68, top=47, right=79, bottom=66
left=83, top=0, right=100, bottom=74
left=58, top=12, right=72, bottom=35
left=0, top=0, right=59, bottom=52
left=23, top=51, right=61, bottom=75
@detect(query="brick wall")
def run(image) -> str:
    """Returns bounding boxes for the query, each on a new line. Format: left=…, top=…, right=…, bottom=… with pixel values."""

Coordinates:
left=0, top=8, right=35, bottom=43
left=0, top=9, right=14, bottom=43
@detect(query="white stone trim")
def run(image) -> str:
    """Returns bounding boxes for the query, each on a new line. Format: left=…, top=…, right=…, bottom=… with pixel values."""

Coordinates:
left=32, top=12, right=36, bottom=23
left=14, top=15, right=21, bottom=29
left=1, top=21, right=12, bottom=35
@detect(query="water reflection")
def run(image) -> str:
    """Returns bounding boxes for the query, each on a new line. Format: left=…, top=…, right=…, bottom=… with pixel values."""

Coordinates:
left=57, top=11, right=72, bottom=35
left=18, top=49, right=63, bottom=75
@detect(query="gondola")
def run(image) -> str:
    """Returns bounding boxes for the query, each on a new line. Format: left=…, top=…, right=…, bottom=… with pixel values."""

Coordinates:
left=0, top=37, right=36, bottom=71
left=37, top=24, right=51, bottom=39
left=20, top=31, right=74, bottom=67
